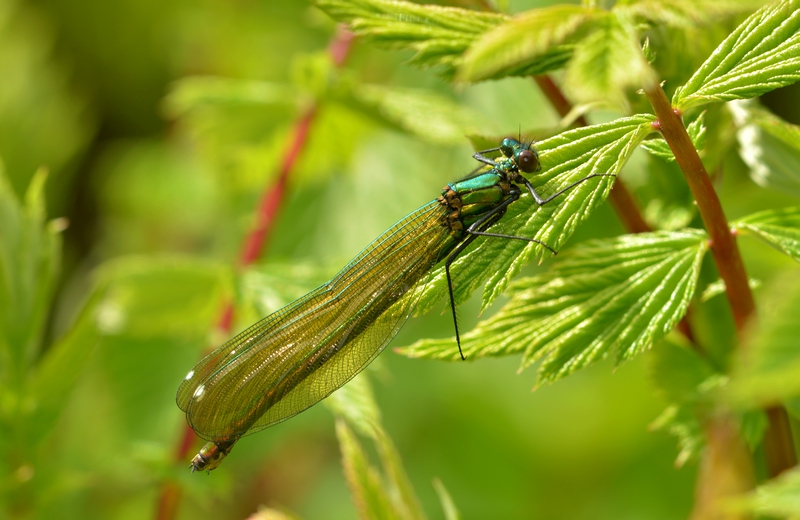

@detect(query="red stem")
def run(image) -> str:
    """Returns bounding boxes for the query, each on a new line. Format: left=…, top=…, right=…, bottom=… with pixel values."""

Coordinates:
left=645, top=85, right=755, bottom=330
left=154, top=26, right=354, bottom=520
left=645, top=83, right=796, bottom=488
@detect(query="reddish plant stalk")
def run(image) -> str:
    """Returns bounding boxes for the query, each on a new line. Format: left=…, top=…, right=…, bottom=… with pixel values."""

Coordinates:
left=154, top=26, right=354, bottom=520
left=645, top=83, right=796, bottom=496
left=645, top=85, right=754, bottom=330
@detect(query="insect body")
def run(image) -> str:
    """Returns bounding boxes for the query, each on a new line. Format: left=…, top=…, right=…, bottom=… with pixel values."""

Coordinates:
left=177, top=138, right=608, bottom=472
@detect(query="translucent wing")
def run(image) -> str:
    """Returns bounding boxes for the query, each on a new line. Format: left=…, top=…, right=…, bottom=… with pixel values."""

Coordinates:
left=177, top=201, right=450, bottom=441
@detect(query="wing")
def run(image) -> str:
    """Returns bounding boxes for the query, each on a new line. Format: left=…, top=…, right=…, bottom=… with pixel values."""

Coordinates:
left=177, top=201, right=451, bottom=441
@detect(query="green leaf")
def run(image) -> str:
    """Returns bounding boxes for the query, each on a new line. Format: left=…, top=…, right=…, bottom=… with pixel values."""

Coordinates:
left=649, top=404, right=704, bottom=467
left=432, top=478, right=461, bottom=520
left=347, top=84, right=485, bottom=144
left=673, top=0, right=800, bottom=110
left=410, top=115, right=656, bottom=319
left=25, top=292, right=101, bottom=447
left=163, top=76, right=300, bottom=118
left=336, top=419, right=398, bottom=520
left=0, top=168, right=63, bottom=390
left=563, top=12, right=657, bottom=110
left=732, top=466, right=800, bottom=517
left=372, top=427, right=427, bottom=520
left=733, top=206, right=800, bottom=262
left=727, top=270, right=800, bottom=408
left=647, top=338, right=717, bottom=405
left=527, top=231, right=708, bottom=384
left=699, top=277, right=761, bottom=302
left=404, top=230, right=708, bottom=388
left=457, top=5, right=599, bottom=82
left=239, top=261, right=335, bottom=321
left=330, top=376, right=426, bottom=520
left=730, top=101, right=800, bottom=197
left=92, top=257, right=229, bottom=339
left=642, top=111, right=707, bottom=161
left=315, top=0, right=507, bottom=77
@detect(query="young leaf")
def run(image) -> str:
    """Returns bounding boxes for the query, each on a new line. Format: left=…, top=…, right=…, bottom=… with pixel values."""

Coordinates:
left=409, top=115, right=656, bottom=319
left=730, top=101, right=800, bottom=197
left=315, top=0, right=507, bottom=76
left=673, top=0, right=800, bottom=110
left=733, top=206, right=800, bottom=262
left=403, top=231, right=708, bottom=388
left=0, top=168, right=63, bottom=386
left=336, top=419, right=398, bottom=520
left=563, top=12, right=657, bottom=110
left=457, top=5, right=600, bottom=82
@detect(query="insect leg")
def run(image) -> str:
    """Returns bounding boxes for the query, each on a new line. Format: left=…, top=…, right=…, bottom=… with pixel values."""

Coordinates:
left=521, top=173, right=616, bottom=206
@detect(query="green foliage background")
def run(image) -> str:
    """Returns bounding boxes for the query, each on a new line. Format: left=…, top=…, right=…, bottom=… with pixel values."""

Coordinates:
left=2, top=0, right=800, bottom=519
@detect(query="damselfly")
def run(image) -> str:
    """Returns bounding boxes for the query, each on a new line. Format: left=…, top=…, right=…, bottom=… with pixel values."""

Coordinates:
left=177, top=138, right=611, bottom=472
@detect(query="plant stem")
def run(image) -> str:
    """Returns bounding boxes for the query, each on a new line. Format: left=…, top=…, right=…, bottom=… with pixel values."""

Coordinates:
left=644, top=84, right=754, bottom=330
left=645, top=82, right=796, bottom=495
left=154, top=26, right=354, bottom=520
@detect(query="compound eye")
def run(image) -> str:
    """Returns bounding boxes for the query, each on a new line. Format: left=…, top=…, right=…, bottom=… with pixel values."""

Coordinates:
left=516, top=149, right=540, bottom=173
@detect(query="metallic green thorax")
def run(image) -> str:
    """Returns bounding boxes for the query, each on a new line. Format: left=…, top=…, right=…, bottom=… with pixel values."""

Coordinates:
left=178, top=138, right=542, bottom=472
left=435, top=139, right=539, bottom=261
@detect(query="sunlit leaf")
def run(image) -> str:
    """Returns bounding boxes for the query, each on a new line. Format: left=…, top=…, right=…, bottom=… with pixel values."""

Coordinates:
left=410, top=115, right=656, bottom=319
left=563, top=12, right=656, bottom=110
left=457, top=5, right=599, bottom=82
left=316, top=0, right=507, bottom=76
left=403, top=230, right=708, bottom=388
left=673, top=0, right=800, bottom=110
left=733, top=206, right=800, bottom=262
